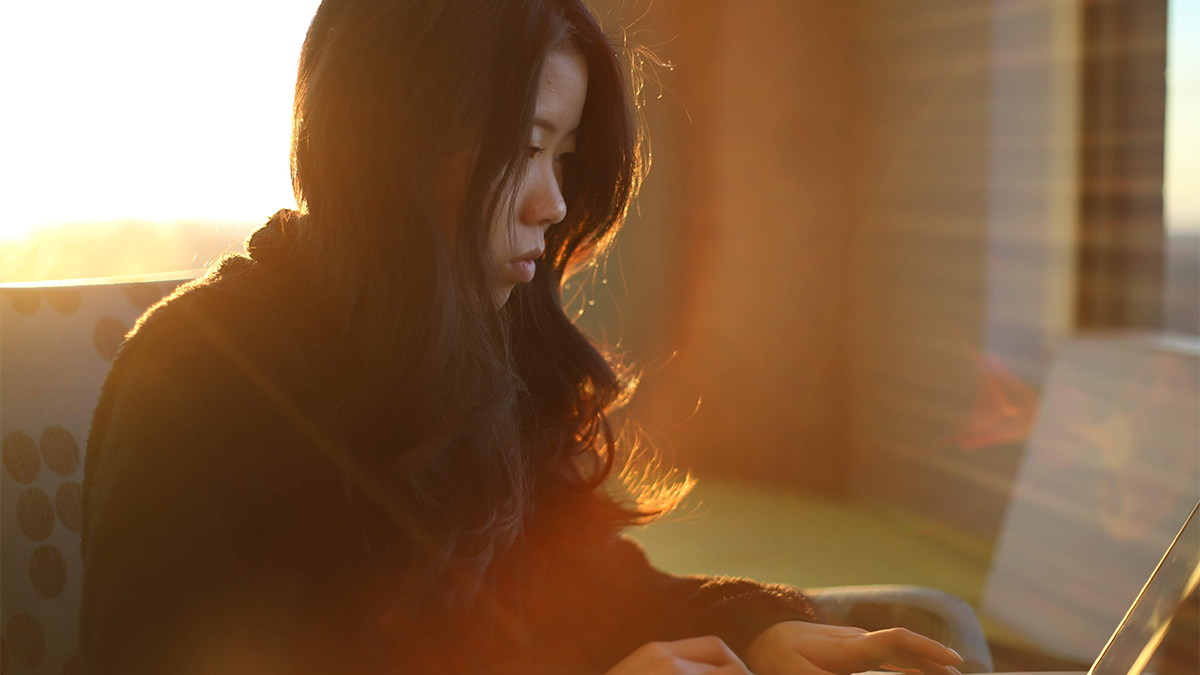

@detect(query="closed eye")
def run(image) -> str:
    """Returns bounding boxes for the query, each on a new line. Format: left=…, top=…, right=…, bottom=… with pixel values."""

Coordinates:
left=528, top=146, right=575, bottom=163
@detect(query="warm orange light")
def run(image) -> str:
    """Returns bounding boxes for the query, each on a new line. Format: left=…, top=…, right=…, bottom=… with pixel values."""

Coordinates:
left=953, top=353, right=1040, bottom=452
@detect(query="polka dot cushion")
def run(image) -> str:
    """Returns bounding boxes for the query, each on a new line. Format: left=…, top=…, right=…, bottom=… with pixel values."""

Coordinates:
left=0, top=273, right=195, bottom=675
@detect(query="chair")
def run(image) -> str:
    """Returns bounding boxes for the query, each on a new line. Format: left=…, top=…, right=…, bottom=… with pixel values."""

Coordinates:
left=1, top=273, right=195, bottom=674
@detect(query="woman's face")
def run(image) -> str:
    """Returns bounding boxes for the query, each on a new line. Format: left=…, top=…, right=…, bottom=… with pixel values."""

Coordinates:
left=490, top=46, right=587, bottom=306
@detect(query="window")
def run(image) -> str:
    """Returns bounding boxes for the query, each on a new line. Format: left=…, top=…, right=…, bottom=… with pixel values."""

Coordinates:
left=0, top=1, right=320, bottom=282
left=1165, top=0, right=1200, bottom=335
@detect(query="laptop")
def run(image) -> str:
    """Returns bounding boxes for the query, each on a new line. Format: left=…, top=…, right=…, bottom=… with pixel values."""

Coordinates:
left=865, top=500, right=1200, bottom=675
left=980, top=499, right=1199, bottom=675
left=1085, top=498, right=1200, bottom=675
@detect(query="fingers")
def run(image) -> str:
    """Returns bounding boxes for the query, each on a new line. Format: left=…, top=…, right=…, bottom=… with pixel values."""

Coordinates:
left=874, top=652, right=961, bottom=675
left=609, top=637, right=753, bottom=675
left=761, top=652, right=838, bottom=675
left=851, top=628, right=962, bottom=675
left=871, top=628, right=963, bottom=666
left=653, top=635, right=745, bottom=667
left=704, top=665, right=755, bottom=675
left=907, top=657, right=963, bottom=675
left=880, top=663, right=925, bottom=674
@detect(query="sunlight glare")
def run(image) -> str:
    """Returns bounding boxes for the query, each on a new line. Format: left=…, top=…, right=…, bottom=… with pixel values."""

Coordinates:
left=1167, top=0, right=1200, bottom=232
left=0, top=0, right=322, bottom=243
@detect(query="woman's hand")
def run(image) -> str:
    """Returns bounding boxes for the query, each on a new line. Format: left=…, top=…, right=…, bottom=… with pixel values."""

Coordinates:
left=605, top=636, right=753, bottom=675
left=745, top=622, right=965, bottom=675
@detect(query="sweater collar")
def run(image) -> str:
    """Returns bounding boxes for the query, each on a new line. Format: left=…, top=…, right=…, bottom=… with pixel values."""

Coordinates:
left=245, top=208, right=303, bottom=267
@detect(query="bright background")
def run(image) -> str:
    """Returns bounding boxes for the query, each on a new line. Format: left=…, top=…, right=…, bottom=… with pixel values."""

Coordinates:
left=1, top=0, right=319, bottom=246
left=1, top=0, right=1196, bottom=248
left=1166, top=0, right=1200, bottom=233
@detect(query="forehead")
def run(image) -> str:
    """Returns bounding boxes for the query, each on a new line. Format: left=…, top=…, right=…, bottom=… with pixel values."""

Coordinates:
left=534, top=47, right=587, bottom=129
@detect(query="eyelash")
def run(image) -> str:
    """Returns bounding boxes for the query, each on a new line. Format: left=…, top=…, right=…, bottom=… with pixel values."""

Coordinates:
left=529, top=146, right=574, bottom=164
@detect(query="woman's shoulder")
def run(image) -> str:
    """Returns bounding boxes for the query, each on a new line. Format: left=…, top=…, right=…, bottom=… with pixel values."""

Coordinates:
left=81, top=225, right=348, bottom=555
left=84, top=214, right=335, bottom=499
left=76, top=231, right=382, bottom=670
left=109, top=211, right=324, bottom=401
left=126, top=265, right=278, bottom=364
left=118, top=262, right=260, bottom=367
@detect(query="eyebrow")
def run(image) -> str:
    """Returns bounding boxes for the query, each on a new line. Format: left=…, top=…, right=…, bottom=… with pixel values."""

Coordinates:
left=533, top=118, right=579, bottom=136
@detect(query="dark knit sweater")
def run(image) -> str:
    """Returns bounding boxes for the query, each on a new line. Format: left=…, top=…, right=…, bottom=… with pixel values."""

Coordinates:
left=80, top=211, right=817, bottom=674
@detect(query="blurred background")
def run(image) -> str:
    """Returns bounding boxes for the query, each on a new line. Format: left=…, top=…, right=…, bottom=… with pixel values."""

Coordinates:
left=2, top=0, right=1197, bottom=672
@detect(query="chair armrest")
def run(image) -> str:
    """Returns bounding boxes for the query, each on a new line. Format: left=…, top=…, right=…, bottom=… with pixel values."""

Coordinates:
left=801, top=585, right=994, bottom=674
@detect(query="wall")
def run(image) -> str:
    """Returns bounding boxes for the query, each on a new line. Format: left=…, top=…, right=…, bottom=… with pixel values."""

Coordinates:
left=584, top=1, right=1087, bottom=533
left=844, top=0, right=997, bottom=534
left=587, top=0, right=856, bottom=493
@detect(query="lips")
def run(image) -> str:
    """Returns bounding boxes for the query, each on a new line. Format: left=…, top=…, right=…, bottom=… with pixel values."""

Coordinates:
left=508, top=246, right=543, bottom=284
left=512, top=246, right=544, bottom=263
left=510, top=259, right=536, bottom=283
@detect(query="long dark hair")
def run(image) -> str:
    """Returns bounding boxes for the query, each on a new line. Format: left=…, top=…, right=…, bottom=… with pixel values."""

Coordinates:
left=287, top=0, right=683, bottom=613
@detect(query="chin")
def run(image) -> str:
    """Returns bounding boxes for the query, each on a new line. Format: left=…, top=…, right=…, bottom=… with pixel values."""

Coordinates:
left=495, top=285, right=515, bottom=308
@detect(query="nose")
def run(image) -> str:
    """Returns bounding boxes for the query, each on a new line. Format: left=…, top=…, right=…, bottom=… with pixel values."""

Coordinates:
left=520, top=161, right=567, bottom=230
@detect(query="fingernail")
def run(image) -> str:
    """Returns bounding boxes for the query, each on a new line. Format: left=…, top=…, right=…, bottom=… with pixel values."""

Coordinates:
left=946, top=648, right=963, bottom=663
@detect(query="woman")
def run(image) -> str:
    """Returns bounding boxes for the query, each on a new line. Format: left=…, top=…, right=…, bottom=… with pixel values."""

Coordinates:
left=80, top=1, right=968, bottom=673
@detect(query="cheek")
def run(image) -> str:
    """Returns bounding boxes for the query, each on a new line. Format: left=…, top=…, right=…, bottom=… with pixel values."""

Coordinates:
left=488, top=214, right=522, bottom=292
left=488, top=183, right=525, bottom=260
left=489, top=211, right=511, bottom=260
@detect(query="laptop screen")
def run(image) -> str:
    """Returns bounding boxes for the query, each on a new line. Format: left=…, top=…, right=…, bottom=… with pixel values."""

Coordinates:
left=1091, top=501, right=1200, bottom=675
